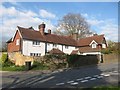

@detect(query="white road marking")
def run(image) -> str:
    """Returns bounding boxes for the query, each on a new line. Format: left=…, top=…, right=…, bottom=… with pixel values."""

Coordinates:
left=31, top=76, right=55, bottom=85
left=56, top=83, right=64, bottom=86
left=97, top=76, right=103, bottom=78
left=70, top=82, right=78, bottom=85
left=81, top=80, right=88, bottom=83
left=67, top=81, right=74, bottom=83
left=100, top=73, right=105, bottom=76
left=90, top=78, right=96, bottom=80
left=93, top=75, right=99, bottom=77
left=113, top=71, right=118, bottom=73
left=103, top=74, right=110, bottom=77
left=76, top=78, right=83, bottom=81
left=84, top=76, right=91, bottom=79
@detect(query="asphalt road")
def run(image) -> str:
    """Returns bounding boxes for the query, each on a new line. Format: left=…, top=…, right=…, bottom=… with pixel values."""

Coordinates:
left=1, top=62, right=119, bottom=88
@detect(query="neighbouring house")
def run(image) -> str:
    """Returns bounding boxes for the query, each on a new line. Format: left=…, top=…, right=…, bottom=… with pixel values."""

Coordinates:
left=7, top=23, right=107, bottom=57
left=76, top=34, right=107, bottom=55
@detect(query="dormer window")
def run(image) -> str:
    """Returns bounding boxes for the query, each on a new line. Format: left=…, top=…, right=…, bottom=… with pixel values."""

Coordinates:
left=89, top=40, right=98, bottom=48
left=92, top=43, right=96, bottom=48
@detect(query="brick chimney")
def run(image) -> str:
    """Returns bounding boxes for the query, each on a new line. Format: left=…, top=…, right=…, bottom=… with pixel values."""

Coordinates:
left=38, top=22, right=45, bottom=35
left=72, top=33, right=78, bottom=40
left=48, top=29, right=51, bottom=34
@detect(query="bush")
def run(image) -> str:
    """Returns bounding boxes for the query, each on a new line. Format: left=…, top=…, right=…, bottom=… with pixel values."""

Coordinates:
left=101, top=49, right=112, bottom=54
left=0, top=53, right=8, bottom=64
left=31, top=61, right=48, bottom=70
left=66, top=54, right=79, bottom=67
left=44, top=54, right=67, bottom=60
left=0, top=53, right=14, bottom=67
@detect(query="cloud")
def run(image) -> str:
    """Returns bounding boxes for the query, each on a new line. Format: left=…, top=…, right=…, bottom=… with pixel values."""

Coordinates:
left=100, top=22, right=118, bottom=42
left=88, top=18, right=118, bottom=42
left=1, top=4, right=56, bottom=42
left=39, top=9, right=56, bottom=19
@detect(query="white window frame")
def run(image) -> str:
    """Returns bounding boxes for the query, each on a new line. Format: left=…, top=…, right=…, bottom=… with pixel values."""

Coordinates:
left=92, top=43, right=97, bottom=48
left=30, top=53, right=41, bottom=56
left=16, top=39, right=20, bottom=45
left=33, top=41, right=40, bottom=46
left=102, top=44, right=106, bottom=48
left=53, top=44, right=57, bottom=47
left=65, top=45, right=68, bottom=49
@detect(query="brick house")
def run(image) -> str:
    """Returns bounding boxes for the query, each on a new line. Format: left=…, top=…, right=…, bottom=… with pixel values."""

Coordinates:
left=7, top=23, right=107, bottom=56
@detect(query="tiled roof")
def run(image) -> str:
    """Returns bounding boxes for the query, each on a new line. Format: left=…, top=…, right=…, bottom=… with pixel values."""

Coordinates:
left=18, top=26, right=77, bottom=46
left=17, top=26, right=105, bottom=47
left=49, top=48, right=64, bottom=54
left=79, top=46, right=101, bottom=53
left=71, top=50, right=79, bottom=55
left=77, top=35, right=104, bottom=46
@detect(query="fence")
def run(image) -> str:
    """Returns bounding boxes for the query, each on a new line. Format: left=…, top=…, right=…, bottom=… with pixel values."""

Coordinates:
left=103, top=53, right=118, bottom=63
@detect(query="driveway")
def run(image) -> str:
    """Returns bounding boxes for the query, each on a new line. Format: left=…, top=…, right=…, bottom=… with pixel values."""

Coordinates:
left=1, top=62, right=119, bottom=88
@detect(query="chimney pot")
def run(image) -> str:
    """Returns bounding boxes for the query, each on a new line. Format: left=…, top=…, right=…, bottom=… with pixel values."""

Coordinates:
left=38, top=23, right=45, bottom=35
left=48, top=29, right=51, bottom=34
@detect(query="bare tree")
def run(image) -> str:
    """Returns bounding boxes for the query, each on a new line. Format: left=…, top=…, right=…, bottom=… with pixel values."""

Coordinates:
left=54, top=13, right=93, bottom=38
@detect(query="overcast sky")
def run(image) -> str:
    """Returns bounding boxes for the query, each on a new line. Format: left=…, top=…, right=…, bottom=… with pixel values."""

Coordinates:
left=0, top=1, right=118, bottom=45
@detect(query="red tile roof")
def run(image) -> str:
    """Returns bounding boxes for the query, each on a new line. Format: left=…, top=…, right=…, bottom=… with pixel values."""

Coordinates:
left=18, top=26, right=77, bottom=46
left=79, top=46, right=101, bottom=53
left=17, top=26, right=105, bottom=47
left=49, top=48, right=64, bottom=54
left=71, top=50, right=79, bottom=55
left=77, top=35, right=104, bottom=46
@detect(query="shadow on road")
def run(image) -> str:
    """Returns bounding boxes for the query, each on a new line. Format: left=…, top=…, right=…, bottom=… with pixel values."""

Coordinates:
left=2, top=62, right=119, bottom=89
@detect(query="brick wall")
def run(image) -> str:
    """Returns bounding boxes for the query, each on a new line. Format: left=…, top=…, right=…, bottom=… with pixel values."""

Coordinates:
left=7, top=30, right=21, bottom=52
left=103, top=53, right=118, bottom=63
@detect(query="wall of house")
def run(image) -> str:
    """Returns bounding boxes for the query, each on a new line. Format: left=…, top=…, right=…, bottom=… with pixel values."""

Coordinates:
left=46, top=43, right=63, bottom=52
left=22, top=39, right=45, bottom=56
left=7, top=30, right=21, bottom=52
left=63, top=45, right=76, bottom=54
left=46, top=43, right=75, bottom=55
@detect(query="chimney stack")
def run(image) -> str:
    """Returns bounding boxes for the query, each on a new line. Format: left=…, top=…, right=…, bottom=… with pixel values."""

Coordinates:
left=48, top=29, right=51, bottom=34
left=38, top=22, right=45, bottom=35
left=72, top=33, right=78, bottom=40
left=93, top=33, right=97, bottom=36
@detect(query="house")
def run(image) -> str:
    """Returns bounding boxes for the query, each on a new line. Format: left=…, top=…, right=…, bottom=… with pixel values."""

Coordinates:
left=7, top=23, right=107, bottom=56
left=76, top=34, right=107, bottom=55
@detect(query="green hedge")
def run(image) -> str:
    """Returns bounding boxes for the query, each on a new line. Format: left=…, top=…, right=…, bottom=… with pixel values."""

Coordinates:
left=0, top=53, right=14, bottom=67
left=66, top=55, right=99, bottom=67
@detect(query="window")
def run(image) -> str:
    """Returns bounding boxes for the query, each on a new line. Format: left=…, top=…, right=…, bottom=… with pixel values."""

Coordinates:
left=33, top=41, right=40, bottom=45
left=65, top=46, right=68, bottom=49
left=92, top=44, right=96, bottom=48
left=53, top=44, right=57, bottom=47
left=16, top=39, right=20, bottom=45
left=30, top=53, right=41, bottom=56
left=47, top=43, right=50, bottom=46
left=102, top=44, right=106, bottom=48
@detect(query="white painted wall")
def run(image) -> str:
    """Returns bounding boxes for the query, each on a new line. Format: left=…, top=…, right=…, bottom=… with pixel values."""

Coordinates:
left=22, top=39, right=45, bottom=56
left=46, top=43, right=62, bottom=52
left=22, top=40, right=76, bottom=56
left=63, top=45, right=76, bottom=55
left=46, top=43, right=75, bottom=55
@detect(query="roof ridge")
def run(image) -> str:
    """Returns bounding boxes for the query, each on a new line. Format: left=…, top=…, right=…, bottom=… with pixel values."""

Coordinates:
left=79, top=34, right=104, bottom=40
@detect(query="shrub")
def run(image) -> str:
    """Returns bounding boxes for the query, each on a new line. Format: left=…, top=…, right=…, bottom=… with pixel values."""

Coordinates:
left=0, top=53, right=14, bottom=67
left=101, top=49, right=112, bottom=54
left=0, top=53, right=8, bottom=64
left=31, top=61, right=48, bottom=70
left=66, top=54, right=79, bottom=67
